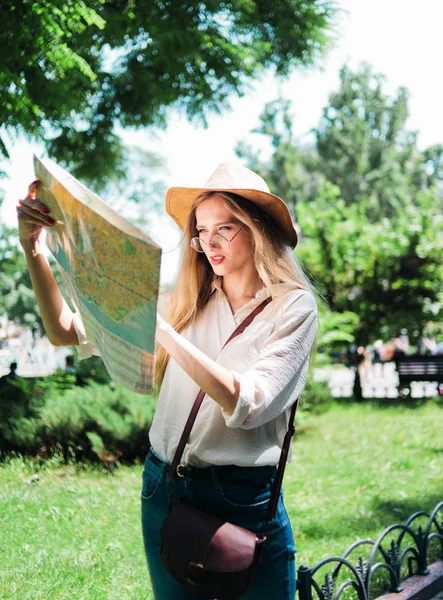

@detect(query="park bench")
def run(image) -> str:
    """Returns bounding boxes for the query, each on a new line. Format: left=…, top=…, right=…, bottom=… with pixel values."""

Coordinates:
left=395, top=355, right=443, bottom=396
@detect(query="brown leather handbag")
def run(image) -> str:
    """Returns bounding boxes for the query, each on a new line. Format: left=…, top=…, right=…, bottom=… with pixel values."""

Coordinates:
left=160, top=298, right=299, bottom=600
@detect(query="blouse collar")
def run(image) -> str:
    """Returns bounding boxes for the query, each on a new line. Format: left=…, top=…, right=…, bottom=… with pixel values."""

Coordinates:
left=210, top=277, right=270, bottom=300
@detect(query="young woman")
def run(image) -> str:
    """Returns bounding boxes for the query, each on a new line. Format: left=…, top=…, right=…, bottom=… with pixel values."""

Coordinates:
left=17, top=163, right=318, bottom=600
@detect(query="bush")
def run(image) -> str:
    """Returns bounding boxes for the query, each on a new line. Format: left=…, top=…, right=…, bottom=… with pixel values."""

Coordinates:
left=38, top=381, right=156, bottom=466
left=0, top=376, right=156, bottom=466
left=73, top=355, right=112, bottom=386
left=0, top=377, right=48, bottom=456
left=300, top=378, right=334, bottom=415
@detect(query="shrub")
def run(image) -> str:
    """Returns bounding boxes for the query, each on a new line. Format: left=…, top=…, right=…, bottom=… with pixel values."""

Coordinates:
left=73, top=355, right=112, bottom=386
left=0, top=376, right=156, bottom=466
left=300, top=378, right=334, bottom=415
left=0, top=377, right=47, bottom=456
left=37, top=381, right=156, bottom=465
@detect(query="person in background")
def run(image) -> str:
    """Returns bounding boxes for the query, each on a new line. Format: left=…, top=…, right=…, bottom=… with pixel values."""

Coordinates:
left=352, top=347, right=365, bottom=402
left=393, top=328, right=410, bottom=358
left=0, top=361, right=19, bottom=386
left=64, top=355, right=77, bottom=375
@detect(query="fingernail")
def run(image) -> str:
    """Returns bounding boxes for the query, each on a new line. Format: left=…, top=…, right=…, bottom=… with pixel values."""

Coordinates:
left=48, top=218, right=56, bottom=226
left=42, top=207, right=50, bottom=214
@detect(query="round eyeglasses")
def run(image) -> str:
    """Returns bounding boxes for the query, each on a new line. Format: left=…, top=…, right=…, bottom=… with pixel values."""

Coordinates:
left=190, top=226, right=244, bottom=253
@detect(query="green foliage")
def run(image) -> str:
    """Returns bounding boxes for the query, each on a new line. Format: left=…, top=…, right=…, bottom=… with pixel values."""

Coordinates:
left=236, top=96, right=318, bottom=218
left=101, top=145, right=168, bottom=230
left=296, top=181, right=443, bottom=344
left=75, top=355, right=112, bottom=386
left=0, top=0, right=337, bottom=183
left=0, top=376, right=156, bottom=465
left=315, top=65, right=443, bottom=214
left=319, top=308, right=359, bottom=347
left=0, top=211, right=43, bottom=330
left=38, top=381, right=156, bottom=464
left=0, top=377, right=49, bottom=456
left=237, top=64, right=443, bottom=349
left=1, top=402, right=442, bottom=599
left=315, top=303, right=359, bottom=365
left=300, top=378, right=334, bottom=414
left=0, top=219, right=73, bottom=332
left=0, top=1, right=105, bottom=155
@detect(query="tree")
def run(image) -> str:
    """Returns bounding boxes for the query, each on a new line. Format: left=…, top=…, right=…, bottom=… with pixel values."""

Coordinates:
left=0, top=0, right=336, bottom=184
left=296, top=181, right=443, bottom=345
left=237, top=64, right=443, bottom=348
left=314, top=64, right=443, bottom=219
left=236, top=97, right=318, bottom=220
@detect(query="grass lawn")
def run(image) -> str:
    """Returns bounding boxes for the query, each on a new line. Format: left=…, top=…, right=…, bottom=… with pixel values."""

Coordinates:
left=0, top=399, right=442, bottom=600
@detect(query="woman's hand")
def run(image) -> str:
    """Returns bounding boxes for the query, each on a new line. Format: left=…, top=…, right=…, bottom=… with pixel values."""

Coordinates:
left=17, top=180, right=55, bottom=250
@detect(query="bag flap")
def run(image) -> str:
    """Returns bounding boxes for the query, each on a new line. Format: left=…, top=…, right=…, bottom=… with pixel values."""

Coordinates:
left=160, top=501, right=259, bottom=572
left=205, top=520, right=259, bottom=572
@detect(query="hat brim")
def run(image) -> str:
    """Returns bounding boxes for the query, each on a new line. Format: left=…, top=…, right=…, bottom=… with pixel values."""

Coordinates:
left=165, top=187, right=298, bottom=248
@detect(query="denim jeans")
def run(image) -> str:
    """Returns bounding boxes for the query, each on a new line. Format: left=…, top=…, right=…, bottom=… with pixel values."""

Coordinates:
left=141, top=449, right=296, bottom=600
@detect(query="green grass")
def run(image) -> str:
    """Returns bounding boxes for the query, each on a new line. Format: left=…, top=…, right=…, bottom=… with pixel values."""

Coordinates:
left=1, top=400, right=442, bottom=600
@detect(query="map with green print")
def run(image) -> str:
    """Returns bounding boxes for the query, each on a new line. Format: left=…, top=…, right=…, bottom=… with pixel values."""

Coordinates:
left=34, top=155, right=161, bottom=394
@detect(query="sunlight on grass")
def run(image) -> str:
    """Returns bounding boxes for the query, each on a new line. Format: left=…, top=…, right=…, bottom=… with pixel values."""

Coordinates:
left=0, top=400, right=442, bottom=599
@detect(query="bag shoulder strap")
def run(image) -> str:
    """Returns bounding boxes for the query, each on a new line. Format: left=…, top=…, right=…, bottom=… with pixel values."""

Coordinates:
left=169, top=294, right=299, bottom=526
left=170, top=297, right=272, bottom=478
left=265, top=398, right=298, bottom=524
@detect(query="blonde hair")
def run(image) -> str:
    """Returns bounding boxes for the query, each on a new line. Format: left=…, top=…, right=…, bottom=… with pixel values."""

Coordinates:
left=155, top=191, right=319, bottom=388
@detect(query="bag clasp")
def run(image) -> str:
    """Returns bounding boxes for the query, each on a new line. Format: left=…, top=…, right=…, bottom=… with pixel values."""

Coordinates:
left=187, top=561, right=205, bottom=584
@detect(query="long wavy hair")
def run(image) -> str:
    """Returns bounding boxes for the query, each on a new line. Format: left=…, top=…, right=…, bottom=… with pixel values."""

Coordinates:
left=155, top=191, right=319, bottom=388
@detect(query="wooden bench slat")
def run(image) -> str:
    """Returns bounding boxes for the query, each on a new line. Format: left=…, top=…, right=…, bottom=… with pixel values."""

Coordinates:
left=395, top=356, right=443, bottom=392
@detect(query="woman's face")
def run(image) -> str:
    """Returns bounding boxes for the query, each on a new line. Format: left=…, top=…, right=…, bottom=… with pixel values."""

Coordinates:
left=194, top=195, right=253, bottom=278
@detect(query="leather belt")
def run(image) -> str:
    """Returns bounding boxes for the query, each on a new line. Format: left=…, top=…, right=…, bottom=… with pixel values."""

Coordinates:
left=148, top=449, right=201, bottom=479
left=147, top=448, right=172, bottom=471
left=147, top=448, right=188, bottom=477
left=146, top=448, right=277, bottom=482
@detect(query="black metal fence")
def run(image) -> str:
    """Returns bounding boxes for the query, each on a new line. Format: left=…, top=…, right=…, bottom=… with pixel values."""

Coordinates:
left=297, top=501, right=443, bottom=600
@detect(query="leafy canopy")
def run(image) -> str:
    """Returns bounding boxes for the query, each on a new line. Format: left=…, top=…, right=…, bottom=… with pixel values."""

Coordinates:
left=0, top=207, right=43, bottom=331
left=0, top=0, right=336, bottom=184
left=237, top=64, right=443, bottom=348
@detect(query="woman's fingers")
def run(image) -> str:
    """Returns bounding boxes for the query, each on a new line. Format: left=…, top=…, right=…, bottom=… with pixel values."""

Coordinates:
left=17, top=202, right=55, bottom=226
left=17, top=182, right=52, bottom=246
left=17, top=211, right=47, bottom=228
left=18, top=195, right=51, bottom=216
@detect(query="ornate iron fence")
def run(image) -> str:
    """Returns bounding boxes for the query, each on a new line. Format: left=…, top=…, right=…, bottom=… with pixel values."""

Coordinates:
left=297, top=501, right=443, bottom=600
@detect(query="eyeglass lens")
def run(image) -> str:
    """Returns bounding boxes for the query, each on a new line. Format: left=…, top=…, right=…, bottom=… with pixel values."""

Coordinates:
left=190, top=225, right=243, bottom=253
left=191, top=236, right=224, bottom=252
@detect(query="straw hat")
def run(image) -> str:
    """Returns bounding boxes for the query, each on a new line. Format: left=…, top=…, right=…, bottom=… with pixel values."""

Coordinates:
left=165, top=163, right=298, bottom=248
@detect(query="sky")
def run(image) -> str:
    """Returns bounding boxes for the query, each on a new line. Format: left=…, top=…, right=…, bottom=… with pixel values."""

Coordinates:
left=2, top=0, right=443, bottom=283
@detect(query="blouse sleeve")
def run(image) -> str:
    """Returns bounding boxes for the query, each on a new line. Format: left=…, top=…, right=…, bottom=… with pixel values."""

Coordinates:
left=221, top=293, right=318, bottom=430
left=72, top=312, right=99, bottom=360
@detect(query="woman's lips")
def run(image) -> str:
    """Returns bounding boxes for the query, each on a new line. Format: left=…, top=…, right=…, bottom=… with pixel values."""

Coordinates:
left=209, top=256, right=225, bottom=265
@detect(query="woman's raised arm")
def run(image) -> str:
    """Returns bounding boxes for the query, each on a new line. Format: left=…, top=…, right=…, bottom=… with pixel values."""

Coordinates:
left=17, top=180, right=79, bottom=347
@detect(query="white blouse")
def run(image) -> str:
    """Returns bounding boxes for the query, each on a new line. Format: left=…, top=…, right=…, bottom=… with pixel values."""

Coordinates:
left=73, top=280, right=318, bottom=467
